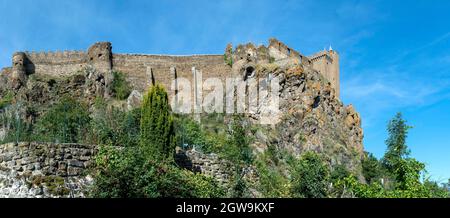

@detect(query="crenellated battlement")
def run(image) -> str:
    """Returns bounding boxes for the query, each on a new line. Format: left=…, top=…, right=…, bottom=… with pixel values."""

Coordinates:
left=24, top=50, right=87, bottom=64
left=0, top=38, right=340, bottom=97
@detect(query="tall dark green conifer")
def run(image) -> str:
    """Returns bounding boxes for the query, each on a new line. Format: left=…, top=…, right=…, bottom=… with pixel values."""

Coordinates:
left=140, top=84, right=175, bottom=161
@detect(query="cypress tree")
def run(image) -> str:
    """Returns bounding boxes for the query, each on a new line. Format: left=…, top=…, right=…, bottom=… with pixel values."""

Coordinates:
left=140, top=84, right=175, bottom=161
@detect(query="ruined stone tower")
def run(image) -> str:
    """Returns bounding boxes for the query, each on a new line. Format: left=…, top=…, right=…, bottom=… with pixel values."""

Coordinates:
left=11, top=52, right=28, bottom=89
left=308, top=49, right=340, bottom=97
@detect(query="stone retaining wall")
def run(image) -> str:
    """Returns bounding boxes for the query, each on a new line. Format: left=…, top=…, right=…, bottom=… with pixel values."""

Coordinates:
left=0, top=142, right=96, bottom=198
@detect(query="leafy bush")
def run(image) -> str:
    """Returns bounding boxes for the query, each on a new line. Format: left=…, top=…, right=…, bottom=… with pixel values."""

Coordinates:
left=111, top=71, right=132, bottom=100
left=91, top=145, right=224, bottom=198
left=223, top=54, right=233, bottom=67
left=362, top=152, right=386, bottom=184
left=88, top=98, right=141, bottom=147
left=289, top=152, right=330, bottom=198
left=255, top=151, right=291, bottom=198
left=33, top=96, right=90, bottom=143
left=332, top=112, right=450, bottom=198
left=174, top=115, right=210, bottom=150
left=331, top=164, right=351, bottom=182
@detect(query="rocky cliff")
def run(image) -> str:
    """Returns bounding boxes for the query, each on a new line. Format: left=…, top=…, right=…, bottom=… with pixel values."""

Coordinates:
left=247, top=62, right=364, bottom=176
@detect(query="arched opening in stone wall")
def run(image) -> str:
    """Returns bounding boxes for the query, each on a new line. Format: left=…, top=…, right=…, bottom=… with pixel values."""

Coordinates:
left=244, top=66, right=255, bottom=81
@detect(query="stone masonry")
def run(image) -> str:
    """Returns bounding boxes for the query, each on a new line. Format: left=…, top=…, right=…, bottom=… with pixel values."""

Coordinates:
left=0, top=38, right=340, bottom=98
left=0, top=142, right=96, bottom=198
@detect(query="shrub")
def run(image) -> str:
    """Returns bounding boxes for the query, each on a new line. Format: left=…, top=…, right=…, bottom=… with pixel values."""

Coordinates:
left=362, top=152, right=386, bottom=184
left=89, top=97, right=141, bottom=147
left=255, top=152, right=291, bottom=198
left=91, top=145, right=224, bottom=198
left=331, top=164, right=351, bottom=182
left=174, top=115, right=227, bottom=153
left=111, top=71, right=132, bottom=100
left=289, top=152, right=330, bottom=198
left=33, top=96, right=90, bottom=143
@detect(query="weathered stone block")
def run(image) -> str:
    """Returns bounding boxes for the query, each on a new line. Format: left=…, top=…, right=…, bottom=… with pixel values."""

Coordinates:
left=68, top=160, right=84, bottom=168
left=67, top=166, right=83, bottom=176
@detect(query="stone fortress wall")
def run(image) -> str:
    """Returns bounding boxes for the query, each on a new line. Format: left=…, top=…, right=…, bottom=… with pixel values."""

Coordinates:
left=1, top=38, right=340, bottom=98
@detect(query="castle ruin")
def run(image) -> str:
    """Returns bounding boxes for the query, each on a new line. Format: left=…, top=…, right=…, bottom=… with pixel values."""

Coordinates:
left=0, top=38, right=340, bottom=98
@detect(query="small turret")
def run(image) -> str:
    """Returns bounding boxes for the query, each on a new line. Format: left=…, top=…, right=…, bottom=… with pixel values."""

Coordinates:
left=87, top=42, right=113, bottom=98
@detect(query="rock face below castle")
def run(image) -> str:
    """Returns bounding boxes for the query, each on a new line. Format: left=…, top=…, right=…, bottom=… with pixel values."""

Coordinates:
left=249, top=63, right=363, bottom=175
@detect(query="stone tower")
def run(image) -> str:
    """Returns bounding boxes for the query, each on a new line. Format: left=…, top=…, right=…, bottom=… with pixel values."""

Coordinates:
left=87, top=42, right=113, bottom=98
left=309, top=49, right=340, bottom=97
left=11, top=52, right=28, bottom=89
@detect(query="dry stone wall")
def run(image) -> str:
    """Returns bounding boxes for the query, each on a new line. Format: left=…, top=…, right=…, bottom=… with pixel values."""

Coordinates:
left=175, top=149, right=232, bottom=185
left=0, top=142, right=96, bottom=198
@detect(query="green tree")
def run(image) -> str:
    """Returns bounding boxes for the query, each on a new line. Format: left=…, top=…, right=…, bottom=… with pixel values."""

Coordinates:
left=140, top=84, right=175, bottom=161
left=382, top=112, right=411, bottom=175
left=331, top=164, right=351, bottom=182
left=362, top=152, right=384, bottom=184
left=290, top=152, right=330, bottom=198
left=332, top=113, right=450, bottom=198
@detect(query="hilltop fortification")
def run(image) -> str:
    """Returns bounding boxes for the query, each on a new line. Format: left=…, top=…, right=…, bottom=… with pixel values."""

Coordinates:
left=0, top=38, right=340, bottom=98
left=0, top=39, right=363, bottom=198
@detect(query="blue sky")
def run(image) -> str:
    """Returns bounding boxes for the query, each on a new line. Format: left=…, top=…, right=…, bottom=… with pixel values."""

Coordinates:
left=1, top=0, right=449, bottom=182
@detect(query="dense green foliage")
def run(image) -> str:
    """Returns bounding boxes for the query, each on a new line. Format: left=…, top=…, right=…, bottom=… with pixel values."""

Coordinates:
left=174, top=113, right=228, bottom=153
left=88, top=98, right=141, bottom=147
left=140, top=84, right=175, bottom=161
left=111, top=71, right=132, bottom=100
left=330, top=164, right=351, bottom=182
left=333, top=113, right=449, bottom=198
left=255, top=145, right=291, bottom=198
left=34, top=96, right=90, bottom=143
left=289, top=152, right=330, bottom=198
left=91, top=85, right=224, bottom=198
left=227, top=115, right=253, bottom=198
left=91, top=145, right=224, bottom=198
left=174, top=115, right=212, bottom=151
left=362, top=152, right=385, bottom=184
